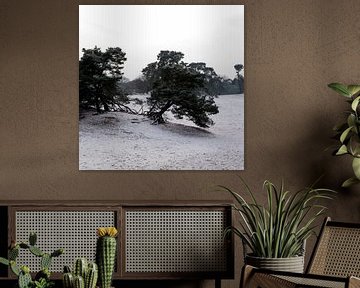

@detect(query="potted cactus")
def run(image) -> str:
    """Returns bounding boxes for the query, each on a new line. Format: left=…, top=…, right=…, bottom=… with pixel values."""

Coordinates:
left=96, top=227, right=118, bottom=288
left=0, top=232, right=64, bottom=288
left=62, top=258, right=98, bottom=288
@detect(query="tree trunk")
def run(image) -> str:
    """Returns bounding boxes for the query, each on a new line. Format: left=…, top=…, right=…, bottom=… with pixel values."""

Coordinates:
left=149, top=100, right=173, bottom=124
left=95, top=97, right=101, bottom=113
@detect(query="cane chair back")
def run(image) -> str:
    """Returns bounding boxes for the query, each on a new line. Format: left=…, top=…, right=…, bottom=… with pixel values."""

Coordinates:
left=241, top=218, right=360, bottom=288
left=307, top=217, right=360, bottom=278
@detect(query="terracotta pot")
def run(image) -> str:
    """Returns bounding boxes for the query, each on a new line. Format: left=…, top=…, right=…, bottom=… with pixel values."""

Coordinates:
left=245, top=254, right=304, bottom=273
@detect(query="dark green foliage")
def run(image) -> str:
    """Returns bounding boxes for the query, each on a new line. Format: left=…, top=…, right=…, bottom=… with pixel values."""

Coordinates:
left=142, top=50, right=219, bottom=128
left=96, top=236, right=116, bottom=288
left=79, top=46, right=128, bottom=113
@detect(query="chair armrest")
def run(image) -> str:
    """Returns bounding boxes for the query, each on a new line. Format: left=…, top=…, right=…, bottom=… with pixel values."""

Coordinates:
left=349, top=276, right=360, bottom=288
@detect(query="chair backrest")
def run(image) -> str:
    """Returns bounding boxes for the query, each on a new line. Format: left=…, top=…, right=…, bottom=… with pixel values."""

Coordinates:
left=307, top=217, right=360, bottom=277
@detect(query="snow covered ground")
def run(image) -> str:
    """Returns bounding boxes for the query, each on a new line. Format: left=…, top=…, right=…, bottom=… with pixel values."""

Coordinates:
left=79, top=94, right=244, bottom=170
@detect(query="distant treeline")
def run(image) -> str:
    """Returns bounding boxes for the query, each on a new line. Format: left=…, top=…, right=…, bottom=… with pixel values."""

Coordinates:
left=121, top=71, right=244, bottom=96
left=79, top=46, right=244, bottom=128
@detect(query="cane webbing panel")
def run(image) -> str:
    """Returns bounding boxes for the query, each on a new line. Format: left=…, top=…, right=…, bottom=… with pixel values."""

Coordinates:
left=277, top=275, right=345, bottom=288
left=15, top=211, right=115, bottom=272
left=309, top=226, right=360, bottom=277
left=125, top=210, right=227, bottom=273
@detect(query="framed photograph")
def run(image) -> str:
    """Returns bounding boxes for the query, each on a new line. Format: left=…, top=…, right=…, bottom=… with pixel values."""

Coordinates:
left=79, top=5, right=244, bottom=170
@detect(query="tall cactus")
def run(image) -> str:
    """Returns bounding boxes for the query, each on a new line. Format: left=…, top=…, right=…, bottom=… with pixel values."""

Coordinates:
left=96, top=227, right=118, bottom=288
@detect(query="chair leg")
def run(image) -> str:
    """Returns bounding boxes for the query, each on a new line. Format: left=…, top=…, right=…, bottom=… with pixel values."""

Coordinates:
left=240, top=265, right=255, bottom=288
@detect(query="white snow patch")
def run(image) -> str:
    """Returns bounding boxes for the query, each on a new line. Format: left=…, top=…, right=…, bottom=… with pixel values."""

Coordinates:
left=79, top=94, right=244, bottom=170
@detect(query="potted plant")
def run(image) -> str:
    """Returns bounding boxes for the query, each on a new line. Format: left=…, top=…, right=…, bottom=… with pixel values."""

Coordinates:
left=221, top=179, right=334, bottom=273
left=328, top=83, right=360, bottom=187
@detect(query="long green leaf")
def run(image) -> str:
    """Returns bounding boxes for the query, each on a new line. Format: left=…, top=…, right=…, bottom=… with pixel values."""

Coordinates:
left=328, top=83, right=351, bottom=97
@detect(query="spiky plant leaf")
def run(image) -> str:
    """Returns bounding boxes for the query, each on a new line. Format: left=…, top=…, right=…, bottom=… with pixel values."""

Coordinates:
left=220, top=179, right=335, bottom=258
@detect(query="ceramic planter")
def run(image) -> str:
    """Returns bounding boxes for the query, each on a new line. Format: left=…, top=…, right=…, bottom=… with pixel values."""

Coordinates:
left=245, top=254, right=305, bottom=273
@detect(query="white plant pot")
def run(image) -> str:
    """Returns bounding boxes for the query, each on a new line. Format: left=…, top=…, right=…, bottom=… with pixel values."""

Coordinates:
left=245, top=254, right=305, bottom=273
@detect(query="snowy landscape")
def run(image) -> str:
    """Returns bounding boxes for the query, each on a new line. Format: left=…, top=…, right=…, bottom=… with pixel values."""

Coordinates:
left=79, top=5, right=244, bottom=170
left=79, top=94, right=244, bottom=170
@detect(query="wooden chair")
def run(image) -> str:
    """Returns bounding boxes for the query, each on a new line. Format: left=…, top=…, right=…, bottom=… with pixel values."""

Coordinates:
left=241, top=217, right=360, bottom=288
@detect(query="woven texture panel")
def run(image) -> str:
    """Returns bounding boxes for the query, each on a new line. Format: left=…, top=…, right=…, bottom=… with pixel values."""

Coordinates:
left=125, top=210, right=227, bottom=273
left=310, top=226, right=360, bottom=277
left=15, top=211, right=115, bottom=272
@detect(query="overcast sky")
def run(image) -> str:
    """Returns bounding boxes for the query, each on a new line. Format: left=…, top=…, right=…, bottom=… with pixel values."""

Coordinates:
left=79, top=5, right=244, bottom=81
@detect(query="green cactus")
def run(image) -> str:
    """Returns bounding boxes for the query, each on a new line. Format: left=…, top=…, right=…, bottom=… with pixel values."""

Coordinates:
left=9, top=246, right=19, bottom=260
left=41, top=253, right=52, bottom=270
left=18, top=269, right=32, bottom=288
left=85, top=263, right=98, bottom=288
left=51, top=248, right=64, bottom=258
left=74, top=258, right=88, bottom=279
left=63, top=272, right=74, bottom=288
left=63, top=259, right=98, bottom=288
left=10, top=260, right=20, bottom=276
left=96, top=235, right=117, bottom=288
left=64, top=265, right=72, bottom=273
left=29, top=232, right=37, bottom=246
left=0, top=257, right=9, bottom=266
left=0, top=232, right=63, bottom=288
left=29, top=245, right=44, bottom=257
left=19, top=243, right=30, bottom=249
left=73, top=275, right=85, bottom=288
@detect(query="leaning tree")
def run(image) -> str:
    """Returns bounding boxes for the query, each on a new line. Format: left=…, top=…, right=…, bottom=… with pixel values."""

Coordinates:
left=79, top=46, right=128, bottom=113
left=142, top=51, right=219, bottom=128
